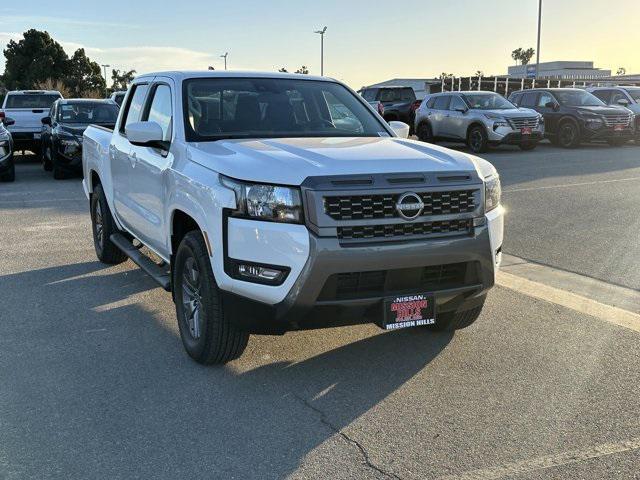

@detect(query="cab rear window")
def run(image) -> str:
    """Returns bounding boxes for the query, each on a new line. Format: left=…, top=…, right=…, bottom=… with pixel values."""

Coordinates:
left=5, top=94, right=61, bottom=109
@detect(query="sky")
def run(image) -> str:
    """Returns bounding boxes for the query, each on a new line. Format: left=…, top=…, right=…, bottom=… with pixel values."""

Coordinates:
left=1, top=0, right=639, bottom=89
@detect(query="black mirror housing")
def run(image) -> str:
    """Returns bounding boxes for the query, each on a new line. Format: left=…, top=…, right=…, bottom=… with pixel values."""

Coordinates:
left=3, top=117, right=15, bottom=127
left=41, top=116, right=52, bottom=126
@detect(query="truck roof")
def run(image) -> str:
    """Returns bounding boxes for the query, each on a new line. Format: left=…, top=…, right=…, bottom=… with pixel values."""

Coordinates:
left=134, top=70, right=335, bottom=83
left=6, top=90, right=61, bottom=95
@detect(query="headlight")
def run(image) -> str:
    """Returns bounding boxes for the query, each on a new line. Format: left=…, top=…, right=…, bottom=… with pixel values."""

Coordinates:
left=485, top=175, right=501, bottom=212
left=221, top=176, right=303, bottom=224
left=483, top=113, right=509, bottom=129
left=59, top=137, right=80, bottom=146
left=584, top=118, right=604, bottom=130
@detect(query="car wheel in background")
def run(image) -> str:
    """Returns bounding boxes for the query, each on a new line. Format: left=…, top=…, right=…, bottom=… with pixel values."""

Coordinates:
left=607, top=138, right=628, bottom=147
left=174, top=231, right=249, bottom=365
left=90, top=183, right=127, bottom=265
left=557, top=121, right=580, bottom=148
left=468, top=125, right=489, bottom=153
left=0, top=159, right=15, bottom=182
left=417, top=122, right=434, bottom=143
left=51, top=149, right=66, bottom=180
left=519, top=142, right=538, bottom=151
left=42, top=144, right=53, bottom=171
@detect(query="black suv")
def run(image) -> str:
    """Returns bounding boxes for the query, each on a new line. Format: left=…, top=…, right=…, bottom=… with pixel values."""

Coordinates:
left=508, top=88, right=635, bottom=147
left=359, top=86, right=417, bottom=127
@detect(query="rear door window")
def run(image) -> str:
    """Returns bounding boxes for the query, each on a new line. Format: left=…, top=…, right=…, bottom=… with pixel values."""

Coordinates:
left=432, top=95, right=451, bottom=110
left=591, top=90, right=611, bottom=104
left=5, top=94, right=61, bottom=109
left=520, top=92, right=539, bottom=108
left=449, top=96, right=467, bottom=111
left=537, top=92, right=556, bottom=107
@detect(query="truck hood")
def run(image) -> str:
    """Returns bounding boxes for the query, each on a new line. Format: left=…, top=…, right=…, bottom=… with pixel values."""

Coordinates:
left=188, top=137, right=488, bottom=185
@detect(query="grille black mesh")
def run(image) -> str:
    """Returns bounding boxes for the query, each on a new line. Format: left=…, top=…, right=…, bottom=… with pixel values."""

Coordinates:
left=337, top=219, right=472, bottom=240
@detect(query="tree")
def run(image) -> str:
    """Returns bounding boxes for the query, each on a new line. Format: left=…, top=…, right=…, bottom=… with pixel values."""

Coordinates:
left=110, top=69, right=137, bottom=91
left=511, top=48, right=523, bottom=65
left=475, top=70, right=484, bottom=77
left=278, top=67, right=288, bottom=73
left=294, top=66, right=309, bottom=74
left=66, top=48, right=105, bottom=97
left=617, top=67, right=626, bottom=76
left=511, top=47, right=535, bottom=66
left=439, top=72, right=453, bottom=79
left=2, top=29, right=69, bottom=90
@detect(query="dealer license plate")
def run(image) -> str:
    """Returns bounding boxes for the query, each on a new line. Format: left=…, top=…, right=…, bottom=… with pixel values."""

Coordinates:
left=382, top=293, right=435, bottom=330
left=521, top=127, right=532, bottom=135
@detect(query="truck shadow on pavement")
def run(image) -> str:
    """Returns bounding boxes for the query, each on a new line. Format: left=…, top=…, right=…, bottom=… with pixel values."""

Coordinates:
left=0, top=259, right=453, bottom=479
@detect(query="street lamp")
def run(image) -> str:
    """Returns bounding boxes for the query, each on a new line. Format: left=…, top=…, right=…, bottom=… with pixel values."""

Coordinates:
left=101, top=64, right=110, bottom=97
left=220, top=52, right=228, bottom=70
left=314, top=26, right=327, bottom=76
left=535, top=0, right=542, bottom=79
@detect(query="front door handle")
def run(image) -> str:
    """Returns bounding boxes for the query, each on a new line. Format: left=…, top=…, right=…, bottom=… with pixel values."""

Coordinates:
left=129, top=152, right=137, bottom=167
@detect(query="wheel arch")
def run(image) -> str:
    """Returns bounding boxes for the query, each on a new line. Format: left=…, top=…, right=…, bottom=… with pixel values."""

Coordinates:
left=466, top=121, right=488, bottom=140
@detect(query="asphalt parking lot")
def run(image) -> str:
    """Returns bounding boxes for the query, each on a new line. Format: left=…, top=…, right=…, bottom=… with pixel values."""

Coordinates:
left=2, top=142, right=640, bottom=479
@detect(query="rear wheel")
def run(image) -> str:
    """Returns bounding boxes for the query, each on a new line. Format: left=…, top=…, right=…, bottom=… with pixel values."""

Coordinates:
left=417, top=122, right=434, bottom=143
left=557, top=121, right=580, bottom=148
left=468, top=125, right=489, bottom=153
left=91, top=184, right=127, bottom=264
left=174, top=231, right=249, bottom=365
left=426, top=303, right=485, bottom=332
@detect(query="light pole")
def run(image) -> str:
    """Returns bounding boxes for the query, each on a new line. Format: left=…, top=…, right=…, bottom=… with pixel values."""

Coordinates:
left=101, top=64, right=110, bottom=97
left=314, top=26, right=327, bottom=76
left=220, top=52, right=228, bottom=70
left=535, top=0, right=542, bottom=79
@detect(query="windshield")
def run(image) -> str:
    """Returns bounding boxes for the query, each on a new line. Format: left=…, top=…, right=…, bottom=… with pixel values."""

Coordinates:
left=183, top=78, right=388, bottom=141
left=5, top=94, right=60, bottom=109
left=554, top=90, right=605, bottom=107
left=462, top=93, right=515, bottom=110
left=58, top=103, right=119, bottom=124
left=624, top=89, right=640, bottom=102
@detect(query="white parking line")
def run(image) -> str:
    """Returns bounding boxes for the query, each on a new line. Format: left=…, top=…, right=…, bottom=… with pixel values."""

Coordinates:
left=503, top=176, right=640, bottom=193
left=439, top=437, right=640, bottom=480
left=497, top=256, right=640, bottom=334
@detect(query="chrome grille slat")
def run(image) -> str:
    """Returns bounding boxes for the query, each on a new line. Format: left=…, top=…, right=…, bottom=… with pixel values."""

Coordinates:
left=602, top=113, right=632, bottom=127
left=509, top=117, right=539, bottom=129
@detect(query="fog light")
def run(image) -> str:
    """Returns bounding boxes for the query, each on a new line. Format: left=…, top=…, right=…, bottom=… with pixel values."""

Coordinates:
left=232, top=261, right=289, bottom=285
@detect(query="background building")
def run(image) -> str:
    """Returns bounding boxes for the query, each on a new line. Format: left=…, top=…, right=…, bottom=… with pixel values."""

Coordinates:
left=507, top=61, right=611, bottom=79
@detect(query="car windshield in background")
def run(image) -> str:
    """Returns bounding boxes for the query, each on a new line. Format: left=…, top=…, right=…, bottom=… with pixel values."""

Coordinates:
left=183, top=78, right=387, bottom=141
left=462, top=93, right=515, bottom=110
left=58, top=103, right=119, bottom=124
left=5, top=94, right=60, bottom=109
left=625, top=89, right=640, bottom=102
left=554, top=90, right=605, bottom=107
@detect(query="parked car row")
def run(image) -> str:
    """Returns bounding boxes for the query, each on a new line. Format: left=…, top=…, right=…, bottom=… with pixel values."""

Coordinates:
left=0, top=90, right=120, bottom=181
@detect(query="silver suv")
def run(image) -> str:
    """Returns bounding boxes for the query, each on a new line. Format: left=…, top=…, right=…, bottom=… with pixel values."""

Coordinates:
left=414, top=91, right=544, bottom=153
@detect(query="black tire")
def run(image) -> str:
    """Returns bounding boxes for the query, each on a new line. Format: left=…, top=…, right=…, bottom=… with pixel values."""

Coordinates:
left=52, top=149, right=66, bottom=179
left=426, top=304, right=485, bottom=332
left=519, top=142, right=538, bottom=151
left=42, top=144, right=53, bottom=171
left=174, top=231, right=249, bottom=365
left=468, top=125, right=489, bottom=153
left=607, top=138, right=628, bottom=147
left=91, top=184, right=127, bottom=265
left=557, top=120, right=580, bottom=148
left=0, top=161, right=15, bottom=182
left=417, top=122, right=434, bottom=143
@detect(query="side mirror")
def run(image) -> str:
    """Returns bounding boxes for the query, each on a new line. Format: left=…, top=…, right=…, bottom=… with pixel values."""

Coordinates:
left=126, top=121, right=166, bottom=149
left=388, top=120, right=410, bottom=139
left=617, top=98, right=630, bottom=106
left=41, top=116, right=52, bottom=126
left=3, top=117, right=15, bottom=127
left=545, top=101, right=559, bottom=111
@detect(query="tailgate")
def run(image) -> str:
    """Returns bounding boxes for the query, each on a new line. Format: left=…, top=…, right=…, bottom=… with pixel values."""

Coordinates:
left=3, top=109, right=48, bottom=131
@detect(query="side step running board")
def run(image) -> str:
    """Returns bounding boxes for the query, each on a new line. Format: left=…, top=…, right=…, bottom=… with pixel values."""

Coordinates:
left=110, top=233, right=171, bottom=292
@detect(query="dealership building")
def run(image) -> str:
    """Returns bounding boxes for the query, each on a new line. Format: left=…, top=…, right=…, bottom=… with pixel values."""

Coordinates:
left=507, top=61, right=611, bottom=79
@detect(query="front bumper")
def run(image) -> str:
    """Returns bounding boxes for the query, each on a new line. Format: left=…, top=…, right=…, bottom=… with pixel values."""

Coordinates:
left=55, top=142, right=83, bottom=171
left=222, top=214, right=502, bottom=334
left=488, top=126, right=544, bottom=145
left=581, top=125, right=635, bottom=142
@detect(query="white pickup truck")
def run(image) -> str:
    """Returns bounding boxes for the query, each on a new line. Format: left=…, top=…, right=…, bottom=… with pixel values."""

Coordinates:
left=83, top=71, right=504, bottom=364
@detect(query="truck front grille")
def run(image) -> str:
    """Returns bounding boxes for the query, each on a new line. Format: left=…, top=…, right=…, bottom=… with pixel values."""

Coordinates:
left=509, top=116, right=539, bottom=129
left=324, top=189, right=478, bottom=221
left=317, top=262, right=478, bottom=301
left=603, top=113, right=632, bottom=127
left=337, top=219, right=472, bottom=240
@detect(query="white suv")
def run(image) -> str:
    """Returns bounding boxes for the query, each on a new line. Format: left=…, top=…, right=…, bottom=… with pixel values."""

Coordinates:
left=0, top=90, right=62, bottom=154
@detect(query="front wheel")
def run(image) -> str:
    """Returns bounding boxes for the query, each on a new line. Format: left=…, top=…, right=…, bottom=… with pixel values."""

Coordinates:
left=174, top=231, right=249, bottom=365
left=468, top=126, right=489, bottom=153
left=42, top=144, right=52, bottom=171
left=557, top=121, right=580, bottom=148
left=0, top=161, right=15, bottom=182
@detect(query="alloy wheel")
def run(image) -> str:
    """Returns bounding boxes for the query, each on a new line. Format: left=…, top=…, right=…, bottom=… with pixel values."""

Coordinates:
left=181, top=257, right=203, bottom=340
